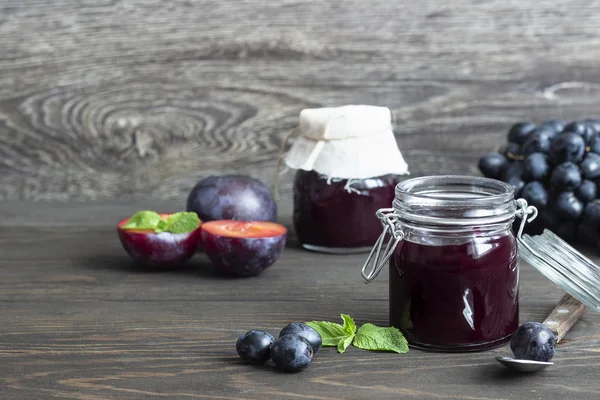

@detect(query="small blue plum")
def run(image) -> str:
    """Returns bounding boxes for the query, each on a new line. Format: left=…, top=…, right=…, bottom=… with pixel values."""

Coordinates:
left=270, top=334, right=313, bottom=372
left=510, top=322, right=556, bottom=362
left=236, top=330, right=275, bottom=364
left=279, top=323, right=322, bottom=354
left=186, top=175, right=277, bottom=222
left=201, top=220, right=287, bottom=277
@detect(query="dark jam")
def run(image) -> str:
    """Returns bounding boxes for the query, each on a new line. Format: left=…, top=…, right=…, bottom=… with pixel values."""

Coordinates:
left=293, top=169, right=400, bottom=251
left=389, top=234, right=519, bottom=351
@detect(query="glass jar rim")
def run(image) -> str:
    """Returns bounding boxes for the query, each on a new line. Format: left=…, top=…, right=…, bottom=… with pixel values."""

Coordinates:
left=393, top=175, right=516, bottom=226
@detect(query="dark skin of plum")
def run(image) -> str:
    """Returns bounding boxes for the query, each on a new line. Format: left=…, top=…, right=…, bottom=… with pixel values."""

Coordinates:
left=186, top=175, right=277, bottom=222
left=270, top=334, right=313, bottom=373
left=201, top=225, right=287, bottom=277
left=279, top=323, right=322, bottom=354
left=236, top=330, right=274, bottom=364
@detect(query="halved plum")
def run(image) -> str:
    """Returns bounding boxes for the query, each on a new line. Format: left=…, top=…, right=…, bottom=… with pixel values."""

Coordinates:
left=117, top=213, right=202, bottom=268
left=201, top=220, right=287, bottom=277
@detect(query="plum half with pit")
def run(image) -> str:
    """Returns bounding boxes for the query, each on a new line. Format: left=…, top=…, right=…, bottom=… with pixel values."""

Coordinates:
left=186, top=175, right=277, bottom=222
left=117, top=212, right=201, bottom=269
left=201, top=220, right=287, bottom=277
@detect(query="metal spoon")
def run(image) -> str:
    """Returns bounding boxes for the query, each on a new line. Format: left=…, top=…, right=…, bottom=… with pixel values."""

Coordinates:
left=495, top=293, right=588, bottom=372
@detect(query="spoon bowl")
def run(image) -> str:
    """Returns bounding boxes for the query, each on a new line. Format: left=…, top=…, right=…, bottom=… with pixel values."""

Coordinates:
left=495, top=357, right=553, bottom=373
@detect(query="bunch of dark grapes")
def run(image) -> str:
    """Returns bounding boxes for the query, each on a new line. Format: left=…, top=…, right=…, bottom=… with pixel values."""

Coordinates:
left=479, top=119, right=600, bottom=246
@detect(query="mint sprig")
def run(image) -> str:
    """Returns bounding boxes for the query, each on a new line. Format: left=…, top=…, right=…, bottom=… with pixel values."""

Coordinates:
left=155, top=212, right=200, bottom=234
left=305, top=313, right=356, bottom=352
left=122, top=211, right=162, bottom=230
left=122, top=210, right=200, bottom=234
left=306, top=314, right=408, bottom=354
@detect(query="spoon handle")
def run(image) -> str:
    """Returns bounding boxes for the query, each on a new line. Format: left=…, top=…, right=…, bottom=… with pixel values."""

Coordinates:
left=542, top=293, right=588, bottom=342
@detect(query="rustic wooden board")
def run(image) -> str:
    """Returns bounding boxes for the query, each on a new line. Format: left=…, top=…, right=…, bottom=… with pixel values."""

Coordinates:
left=3, top=0, right=600, bottom=201
left=1, top=200, right=599, bottom=399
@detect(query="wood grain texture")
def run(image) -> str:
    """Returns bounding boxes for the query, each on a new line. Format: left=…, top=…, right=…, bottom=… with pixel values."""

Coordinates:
left=1, top=200, right=600, bottom=399
left=3, top=0, right=600, bottom=200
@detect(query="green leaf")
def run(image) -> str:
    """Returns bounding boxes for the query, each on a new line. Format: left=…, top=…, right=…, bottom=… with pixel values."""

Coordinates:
left=122, top=211, right=162, bottom=230
left=337, top=334, right=355, bottom=354
left=154, top=212, right=200, bottom=234
left=341, top=313, right=356, bottom=336
left=306, top=314, right=358, bottom=353
left=305, top=321, right=348, bottom=347
left=353, top=323, right=409, bottom=354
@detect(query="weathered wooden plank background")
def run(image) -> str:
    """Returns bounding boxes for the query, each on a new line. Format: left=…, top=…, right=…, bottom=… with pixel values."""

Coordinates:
left=3, top=0, right=600, bottom=201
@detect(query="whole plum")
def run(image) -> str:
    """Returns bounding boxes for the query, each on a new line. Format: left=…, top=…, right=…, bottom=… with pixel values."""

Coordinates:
left=186, top=175, right=277, bottom=222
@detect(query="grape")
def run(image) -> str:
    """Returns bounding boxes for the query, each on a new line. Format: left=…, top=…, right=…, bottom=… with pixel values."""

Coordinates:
left=576, top=180, right=597, bottom=203
left=523, top=153, right=549, bottom=181
left=522, top=127, right=556, bottom=156
left=580, top=153, right=600, bottom=180
left=550, top=162, right=581, bottom=191
left=589, top=134, right=600, bottom=154
left=540, top=119, right=566, bottom=134
left=502, top=161, right=525, bottom=195
left=503, top=142, right=523, bottom=160
left=584, top=119, right=600, bottom=134
left=478, top=118, right=600, bottom=248
left=507, top=122, right=536, bottom=145
left=478, top=153, right=508, bottom=180
left=521, top=181, right=548, bottom=209
left=554, top=192, right=584, bottom=220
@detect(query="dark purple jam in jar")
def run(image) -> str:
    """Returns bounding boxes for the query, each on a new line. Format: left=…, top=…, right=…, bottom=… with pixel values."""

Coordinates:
left=362, top=175, right=524, bottom=352
left=389, top=234, right=519, bottom=351
left=293, top=169, right=401, bottom=253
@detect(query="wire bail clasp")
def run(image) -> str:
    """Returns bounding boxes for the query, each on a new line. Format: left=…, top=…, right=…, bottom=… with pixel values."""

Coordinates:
left=515, top=198, right=538, bottom=239
left=361, top=208, right=404, bottom=283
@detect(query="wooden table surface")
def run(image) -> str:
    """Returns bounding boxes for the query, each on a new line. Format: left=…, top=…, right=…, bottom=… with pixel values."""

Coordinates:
left=1, top=200, right=599, bottom=400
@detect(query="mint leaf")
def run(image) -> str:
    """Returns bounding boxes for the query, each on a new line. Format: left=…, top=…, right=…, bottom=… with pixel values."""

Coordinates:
left=341, top=313, right=356, bottom=336
left=353, top=323, right=409, bottom=354
left=122, top=211, right=161, bottom=230
left=305, top=321, right=348, bottom=347
left=306, top=314, right=357, bottom=353
left=154, top=212, right=200, bottom=234
left=337, top=334, right=354, bottom=354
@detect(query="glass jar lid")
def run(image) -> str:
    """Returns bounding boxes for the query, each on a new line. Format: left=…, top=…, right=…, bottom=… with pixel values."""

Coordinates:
left=518, top=227, right=600, bottom=312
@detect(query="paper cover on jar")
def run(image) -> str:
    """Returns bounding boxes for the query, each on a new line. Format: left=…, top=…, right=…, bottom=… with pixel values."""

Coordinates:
left=283, top=105, right=410, bottom=180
